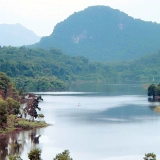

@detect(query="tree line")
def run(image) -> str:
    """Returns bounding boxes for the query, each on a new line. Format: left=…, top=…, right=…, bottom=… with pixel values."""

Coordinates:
left=1, top=46, right=160, bottom=92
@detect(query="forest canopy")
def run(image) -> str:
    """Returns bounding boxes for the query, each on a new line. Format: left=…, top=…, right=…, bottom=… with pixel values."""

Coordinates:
left=0, top=46, right=160, bottom=91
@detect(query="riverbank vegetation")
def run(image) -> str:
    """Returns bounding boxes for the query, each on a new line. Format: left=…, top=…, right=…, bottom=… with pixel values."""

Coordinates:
left=1, top=46, right=160, bottom=92
left=148, top=83, right=160, bottom=99
left=8, top=148, right=156, bottom=160
left=144, top=153, right=156, bottom=160
left=0, top=114, right=48, bottom=134
left=0, top=72, right=48, bottom=135
left=8, top=148, right=73, bottom=160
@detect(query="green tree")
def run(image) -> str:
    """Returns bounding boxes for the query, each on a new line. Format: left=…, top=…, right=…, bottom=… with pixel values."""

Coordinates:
left=148, top=84, right=156, bottom=98
left=8, top=155, right=22, bottom=160
left=0, top=72, right=10, bottom=97
left=144, top=153, right=156, bottom=160
left=155, top=85, right=160, bottom=96
left=6, top=97, right=20, bottom=115
left=0, top=97, right=7, bottom=128
left=53, top=150, right=73, bottom=160
left=28, top=148, right=42, bottom=160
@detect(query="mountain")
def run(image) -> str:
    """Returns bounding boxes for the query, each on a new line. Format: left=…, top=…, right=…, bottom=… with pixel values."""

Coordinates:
left=33, top=5, right=160, bottom=62
left=0, top=23, right=41, bottom=46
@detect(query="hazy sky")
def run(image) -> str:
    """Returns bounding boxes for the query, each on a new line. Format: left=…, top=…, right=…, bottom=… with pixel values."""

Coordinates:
left=0, top=0, right=159, bottom=36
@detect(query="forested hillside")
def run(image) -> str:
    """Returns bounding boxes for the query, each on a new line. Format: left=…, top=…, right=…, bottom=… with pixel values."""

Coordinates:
left=1, top=46, right=160, bottom=92
left=0, top=46, right=112, bottom=91
left=32, top=6, right=160, bottom=62
left=111, top=51, right=160, bottom=83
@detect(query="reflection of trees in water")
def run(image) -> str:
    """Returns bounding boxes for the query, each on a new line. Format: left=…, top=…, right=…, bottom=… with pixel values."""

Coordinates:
left=148, top=98, right=160, bottom=115
left=27, top=129, right=42, bottom=158
left=0, top=135, right=9, bottom=160
left=9, top=139, right=23, bottom=156
left=148, top=97, right=160, bottom=102
left=0, top=128, right=42, bottom=159
left=30, top=129, right=41, bottom=146
left=148, top=98, right=159, bottom=108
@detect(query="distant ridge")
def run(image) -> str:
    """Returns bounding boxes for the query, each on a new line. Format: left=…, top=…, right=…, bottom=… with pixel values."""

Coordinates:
left=33, top=6, right=160, bottom=62
left=0, top=23, right=41, bottom=46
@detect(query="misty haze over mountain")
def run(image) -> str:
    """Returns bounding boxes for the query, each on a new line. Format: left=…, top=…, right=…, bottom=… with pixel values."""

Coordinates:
left=0, top=23, right=41, bottom=47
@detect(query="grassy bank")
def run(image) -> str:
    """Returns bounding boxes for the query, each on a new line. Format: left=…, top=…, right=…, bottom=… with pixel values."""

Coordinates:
left=0, top=115, right=49, bottom=135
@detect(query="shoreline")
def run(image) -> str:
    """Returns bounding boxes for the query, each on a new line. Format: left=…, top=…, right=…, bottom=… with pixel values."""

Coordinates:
left=0, top=115, right=50, bottom=136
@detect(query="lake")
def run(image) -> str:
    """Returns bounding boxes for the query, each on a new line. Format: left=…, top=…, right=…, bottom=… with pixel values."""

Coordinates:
left=1, top=83, right=160, bottom=160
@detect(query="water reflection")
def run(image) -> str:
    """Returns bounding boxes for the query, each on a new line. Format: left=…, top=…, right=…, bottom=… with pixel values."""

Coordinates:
left=30, top=129, right=41, bottom=144
left=63, top=103, right=160, bottom=125
left=148, top=97, right=160, bottom=102
left=148, top=97, right=160, bottom=114
left=0, top=135, right=9, bottom=160
left=0, top=129, right=42, bottom=159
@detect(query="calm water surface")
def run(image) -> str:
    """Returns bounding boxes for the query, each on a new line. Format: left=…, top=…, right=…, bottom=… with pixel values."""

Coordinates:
left=1, top=83, right=160, bottom=160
